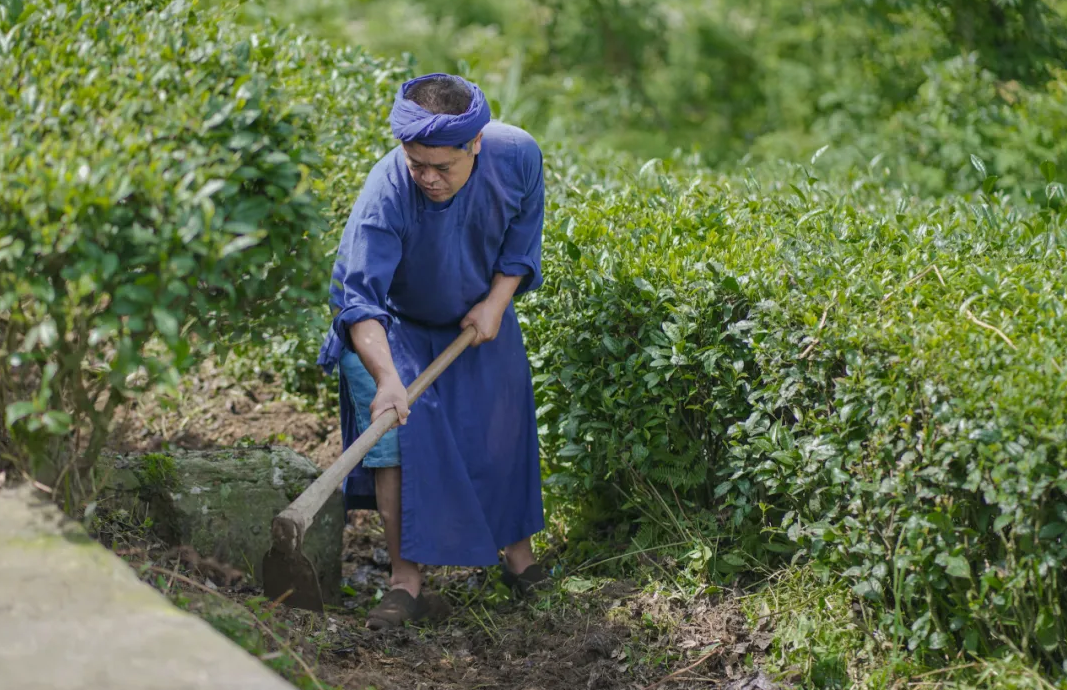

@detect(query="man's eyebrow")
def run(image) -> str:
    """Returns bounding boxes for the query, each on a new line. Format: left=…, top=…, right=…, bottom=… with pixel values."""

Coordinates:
left=406, top=153, right=457, bottom=167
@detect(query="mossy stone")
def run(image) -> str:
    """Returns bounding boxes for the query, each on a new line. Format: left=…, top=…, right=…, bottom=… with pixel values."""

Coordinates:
left=98, top=446, right=343, bottom=606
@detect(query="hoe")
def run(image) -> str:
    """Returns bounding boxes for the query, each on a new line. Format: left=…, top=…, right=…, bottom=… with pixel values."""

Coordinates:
left=261, top=325, right=477, bottom=611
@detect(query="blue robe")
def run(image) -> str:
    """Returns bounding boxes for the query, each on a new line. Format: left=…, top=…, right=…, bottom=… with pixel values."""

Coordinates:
left=317, top=121, right=545, bottom=567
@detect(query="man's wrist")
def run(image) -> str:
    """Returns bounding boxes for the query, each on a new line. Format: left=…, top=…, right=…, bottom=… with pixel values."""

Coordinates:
left=374, top=369, right=402, bottom=387
left=486, top=273, right=522, bottom=310
left=348, top=320, right=401, bottom=387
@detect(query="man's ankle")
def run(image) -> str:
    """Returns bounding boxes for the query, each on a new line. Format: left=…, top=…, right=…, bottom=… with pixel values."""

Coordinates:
left=390, top=575, right=421, bottom=597
left=503, top=548, right=536, bottom=574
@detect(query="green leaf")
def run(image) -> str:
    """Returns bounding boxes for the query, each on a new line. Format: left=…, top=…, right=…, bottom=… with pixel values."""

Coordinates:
left=1035, top=608, right=1058, bottom=651
left=152, top=307, right=179, bottom=339
left=562, top=577, right=595, bottom=593
left=102, top=253, right=119, bottom=278
left=565, top=241, right=581, bottom=261
left=1041, top=160, right=1057, bottom=184
left=41, top=410, right=72, bottom=434
left=5, top=401, right=37, bottom=427
left=193, top=179, right=226, bottom=203
left=638, top=158, right=661, bottom=178
left=982, top=175, right=998, bottom=195
left=970, top=154, right=986, bottom=178
left=1038, top=522, right=1066, bottom=540
left=221, top=235, right=263, bottom=257
left=928, top=632, right=950, bottom=650
left=721, top=553, right=745, bottom=566
left=938, top=554, right=971, bottom=579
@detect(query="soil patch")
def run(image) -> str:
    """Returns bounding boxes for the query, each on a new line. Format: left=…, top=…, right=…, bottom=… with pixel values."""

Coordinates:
left=101, top=357, right=782, bottom=689
left=121, top=511, right=773, bottom=690
left=106, top=359, right=343, bottom=469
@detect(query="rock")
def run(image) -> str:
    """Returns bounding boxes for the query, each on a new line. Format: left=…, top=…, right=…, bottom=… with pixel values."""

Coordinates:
left=0, top=482, right=296, bottom=689
left=725, top=670, right=782, bottom=690
left=99, top=446, right=343, bottom=606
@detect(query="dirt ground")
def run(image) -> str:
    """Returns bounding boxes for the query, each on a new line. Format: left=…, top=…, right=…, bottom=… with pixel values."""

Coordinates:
left=103, top=360, right=782, bottom=690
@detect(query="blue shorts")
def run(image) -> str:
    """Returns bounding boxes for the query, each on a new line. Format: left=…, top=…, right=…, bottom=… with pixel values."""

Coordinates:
left=339, top=349, right=401, bottom=469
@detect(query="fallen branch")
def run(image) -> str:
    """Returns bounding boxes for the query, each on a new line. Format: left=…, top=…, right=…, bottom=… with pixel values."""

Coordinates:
left=798, top=293, right=835, bottom=360
left=964, top=310, right=1017, bottom=350
left=908, top=662, right=981, bottom=680
left=642, top=645, right=723, bottom=690
left=18, top=469, right=54, bottom=494
left=144, top=565, right=325, bottom=690
left=883, top=264, right=947, bottom=302
left=797, top=338, right=820, bottom=360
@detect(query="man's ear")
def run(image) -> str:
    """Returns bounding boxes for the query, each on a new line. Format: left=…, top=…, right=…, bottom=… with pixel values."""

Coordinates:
left=469, top=131, right=484, bottom=156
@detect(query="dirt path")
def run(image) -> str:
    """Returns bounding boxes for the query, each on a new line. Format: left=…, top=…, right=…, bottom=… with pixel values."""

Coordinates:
left=104, top=360, right=781, bottom=690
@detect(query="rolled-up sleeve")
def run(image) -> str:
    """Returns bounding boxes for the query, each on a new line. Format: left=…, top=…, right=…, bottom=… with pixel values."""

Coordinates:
left=328, top=179, right=404, bottom=352
left=493, top=138, right=545, bottom=295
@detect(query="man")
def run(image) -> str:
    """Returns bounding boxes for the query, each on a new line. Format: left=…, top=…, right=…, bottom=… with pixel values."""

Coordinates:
left=316, top=73, right=548, bottom=629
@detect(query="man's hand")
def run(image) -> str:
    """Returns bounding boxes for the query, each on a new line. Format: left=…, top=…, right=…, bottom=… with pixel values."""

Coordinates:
left=461, top=273, right=522, bottom=346
left=370, top=373, right=410, bottom=428
left=461, top=299, right=506, bottom=346
left=349, top=319, right=408, bottom=429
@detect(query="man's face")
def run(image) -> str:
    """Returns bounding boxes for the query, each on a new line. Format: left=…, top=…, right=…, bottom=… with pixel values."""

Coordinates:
left=401, top=134, right=482, bottom=203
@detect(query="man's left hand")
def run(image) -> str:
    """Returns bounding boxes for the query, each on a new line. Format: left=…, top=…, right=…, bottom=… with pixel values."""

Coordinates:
left=460, top=298, right=506, bottom=347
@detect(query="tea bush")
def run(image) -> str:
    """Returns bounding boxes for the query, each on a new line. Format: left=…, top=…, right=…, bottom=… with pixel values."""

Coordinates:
left=0, top=0, right=403, bottom=494
left=522, top=156, right=1067, bottom=669
left=211, top=8, right=411, bottom=407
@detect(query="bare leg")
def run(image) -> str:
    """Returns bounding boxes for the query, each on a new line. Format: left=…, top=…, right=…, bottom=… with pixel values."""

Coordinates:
left=375, top=467, right=421, bottom=597
left=503, top=536, right=536, bottom=574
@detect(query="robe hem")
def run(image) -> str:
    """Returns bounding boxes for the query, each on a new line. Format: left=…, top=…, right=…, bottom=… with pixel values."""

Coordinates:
left=400, top=516, right=547, bottom=568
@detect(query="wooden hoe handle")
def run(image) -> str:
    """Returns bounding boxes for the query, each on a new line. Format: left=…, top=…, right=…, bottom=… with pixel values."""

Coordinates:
left=270, top=325, right=478, bottom=554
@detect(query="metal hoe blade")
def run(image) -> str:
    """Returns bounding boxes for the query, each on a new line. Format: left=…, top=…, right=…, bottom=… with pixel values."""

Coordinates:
left=262, top=545, right=325, bottom=612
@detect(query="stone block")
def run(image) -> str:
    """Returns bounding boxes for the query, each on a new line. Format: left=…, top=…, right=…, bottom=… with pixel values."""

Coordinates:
left=99, top=446, right=343, bottom=606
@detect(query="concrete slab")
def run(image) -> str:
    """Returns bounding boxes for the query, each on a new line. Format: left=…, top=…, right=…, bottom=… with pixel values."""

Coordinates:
left=0, top=483, right=296, bottom=690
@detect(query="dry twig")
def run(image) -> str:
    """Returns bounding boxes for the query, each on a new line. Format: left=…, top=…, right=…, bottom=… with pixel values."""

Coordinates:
left=883, top=264, right=947, bottom=302
left=642, top=646, right=723, bottom=689
left=964, top=310, right=1017, bottom=350
left=799, top=296, right=833, bottom=360
left=19, top=469, right=54, bottom=494
left=798, top=338, right=820, bottom=360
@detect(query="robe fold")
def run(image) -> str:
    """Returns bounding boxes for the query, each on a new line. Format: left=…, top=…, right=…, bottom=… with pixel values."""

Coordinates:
left=317, top=121, right=545, bottom=567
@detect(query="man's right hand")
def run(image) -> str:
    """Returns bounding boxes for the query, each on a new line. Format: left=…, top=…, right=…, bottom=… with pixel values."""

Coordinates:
left=349, top=319, right=409, bottom=429
left=370, top=373, right=410, bottom=429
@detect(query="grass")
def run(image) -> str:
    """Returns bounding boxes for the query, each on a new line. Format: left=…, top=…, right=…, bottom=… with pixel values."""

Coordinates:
left=740, top=566, right=1067, bottom=690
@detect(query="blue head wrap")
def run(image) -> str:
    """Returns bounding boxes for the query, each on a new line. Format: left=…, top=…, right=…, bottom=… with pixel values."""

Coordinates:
left=390, top=73, right=491, bottom=148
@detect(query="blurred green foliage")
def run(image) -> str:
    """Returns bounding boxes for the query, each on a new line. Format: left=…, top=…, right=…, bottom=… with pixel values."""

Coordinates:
left=220, top=0, right=1067, bottom=199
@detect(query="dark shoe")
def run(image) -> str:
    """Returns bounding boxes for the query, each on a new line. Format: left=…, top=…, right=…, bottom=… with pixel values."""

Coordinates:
left=366, top=588, right=429, bottom=630
left=501, top=561, right=550, bottom=597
